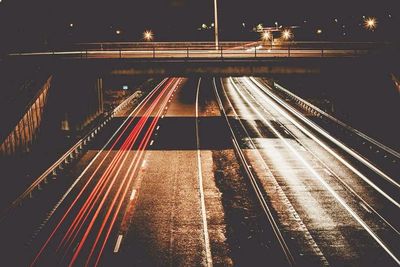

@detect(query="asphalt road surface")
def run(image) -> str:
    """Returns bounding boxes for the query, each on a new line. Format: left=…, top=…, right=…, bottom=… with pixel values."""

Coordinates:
left=0, top=76, right=398, bottom=267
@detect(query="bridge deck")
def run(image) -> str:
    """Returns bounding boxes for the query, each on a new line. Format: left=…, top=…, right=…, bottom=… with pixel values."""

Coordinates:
left=8, top=41, right=388, bottom=60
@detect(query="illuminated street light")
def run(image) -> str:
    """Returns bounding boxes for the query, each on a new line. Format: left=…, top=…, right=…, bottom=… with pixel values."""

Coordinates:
left=116, top=30, right=122, bottom=35
left=143, top=30, right=153, bottom=41
left=282, top=29, right=293, bottom=40
left=316, top=29, right=322, bottom=34
left=261, top=31, right=271, bottom=41
left=364, top=17, right=377, bottom=30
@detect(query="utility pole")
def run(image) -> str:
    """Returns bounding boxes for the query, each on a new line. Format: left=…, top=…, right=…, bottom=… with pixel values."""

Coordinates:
left=214, top=0, right=219, bottom=49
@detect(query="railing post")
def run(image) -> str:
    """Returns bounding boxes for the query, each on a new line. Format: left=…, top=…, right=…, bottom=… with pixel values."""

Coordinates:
left=153, top=47, right=156, bottom=59
left=288, top=44, right=291, bottom=57
left=119, top=49, right=122, bottom=59
left=187, top=47, right=189, bottom=58
left=220, top=46, right=223, bottom=58
left=254, top=46, right=257, bottom=58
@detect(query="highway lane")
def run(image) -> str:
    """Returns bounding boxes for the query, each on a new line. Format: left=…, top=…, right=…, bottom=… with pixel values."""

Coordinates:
left=1, top=73, right=397, bottom=266
left=0, top=76, right=292, bottom=267
left=0, top=77, right=180, bottom=266
left=0, top=77, right=237, bottom=266
left=217, top=77, right=400, bottom=266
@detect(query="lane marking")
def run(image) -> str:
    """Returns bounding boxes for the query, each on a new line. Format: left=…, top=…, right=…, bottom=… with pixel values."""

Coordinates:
left=113, top=235, right=123, bottom=253
left=150, top=140, right=154, bottom=146
left=129, top=189, right=137, bottom=201
left=195, top=78, right=213, bottom=267
left=156, top=126, right=160, bottom=131
left=359, top=202, right=372, bottom=214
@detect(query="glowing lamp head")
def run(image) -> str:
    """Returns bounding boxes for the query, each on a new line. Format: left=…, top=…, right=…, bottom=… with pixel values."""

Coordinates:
left=143, top=30, right=153, bottom=41
left=364, top=17, right=377, bottom=30
left=262, top=31, right=271, bottom=41
left=282, top=29, right=293, bottom=40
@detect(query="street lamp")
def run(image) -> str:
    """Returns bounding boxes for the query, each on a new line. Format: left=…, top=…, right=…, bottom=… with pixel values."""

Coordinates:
left=213, top=0, right=219, bottom=49
left=364, top=17, right=377, bottom=30
left=143, top=30, right=153, bottom=41
left=282, top=29, right=293, bottom=40
left=261, top=31, right=271, bottom=41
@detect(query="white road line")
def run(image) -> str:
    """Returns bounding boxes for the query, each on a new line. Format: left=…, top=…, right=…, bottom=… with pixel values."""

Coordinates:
left=129, top=189, right=137, bottom=201
left=150, top=140, right=154, bottom=146
left=113, top=235, right=124, bottom=253
left=359, top=202, right=372, bottom=214
left=195, top=78, right=213, bottom=267
left=156, top=126, right=160, bottom=130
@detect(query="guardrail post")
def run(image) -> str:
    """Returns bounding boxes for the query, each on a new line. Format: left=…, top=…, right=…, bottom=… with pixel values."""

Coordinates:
left=321, top=48, right=324, bottom=57
left=288, top=44, right=291, bottom=57
left=220, top=46, right=223, bottom=58
left=254, top=46, right=257, bottom=58
left=153, top=47, right=156, bottom=59
left=119, top=49, right=122, bottom=59
left=187, top=47, right=189, bottom=58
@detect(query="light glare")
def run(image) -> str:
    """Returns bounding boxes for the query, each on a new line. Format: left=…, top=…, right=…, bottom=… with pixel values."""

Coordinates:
left=143, top=30, right=153, bottom=41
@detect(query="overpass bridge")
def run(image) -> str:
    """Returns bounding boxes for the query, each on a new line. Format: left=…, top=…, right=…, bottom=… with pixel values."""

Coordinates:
left=8, top=41, right=390, bottom=60
left=6, top=41, right=395, bottom=76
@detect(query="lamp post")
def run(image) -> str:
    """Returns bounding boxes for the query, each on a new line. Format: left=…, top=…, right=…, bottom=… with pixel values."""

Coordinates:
left=213, top=0, right=219, bottom=49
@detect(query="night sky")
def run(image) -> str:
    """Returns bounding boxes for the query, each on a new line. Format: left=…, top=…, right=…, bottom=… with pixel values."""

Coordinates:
left=0, top=0, right=398, bottom=49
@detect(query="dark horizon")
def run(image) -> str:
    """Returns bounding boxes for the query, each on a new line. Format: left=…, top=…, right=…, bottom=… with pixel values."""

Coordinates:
left=0, top=0, right=399, bottom=49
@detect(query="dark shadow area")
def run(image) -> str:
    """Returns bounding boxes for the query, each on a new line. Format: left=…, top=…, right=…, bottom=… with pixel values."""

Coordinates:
left=88, top=116, right=232, bottom=151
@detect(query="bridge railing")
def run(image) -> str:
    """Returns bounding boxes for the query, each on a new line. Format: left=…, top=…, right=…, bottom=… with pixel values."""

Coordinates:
left=8, top=41, right=391, bottom=59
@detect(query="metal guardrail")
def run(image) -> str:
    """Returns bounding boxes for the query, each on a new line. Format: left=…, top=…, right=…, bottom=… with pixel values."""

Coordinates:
left=0, top=90, right=142, bottom=221
left=271, top=81, right=400, bottom=161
